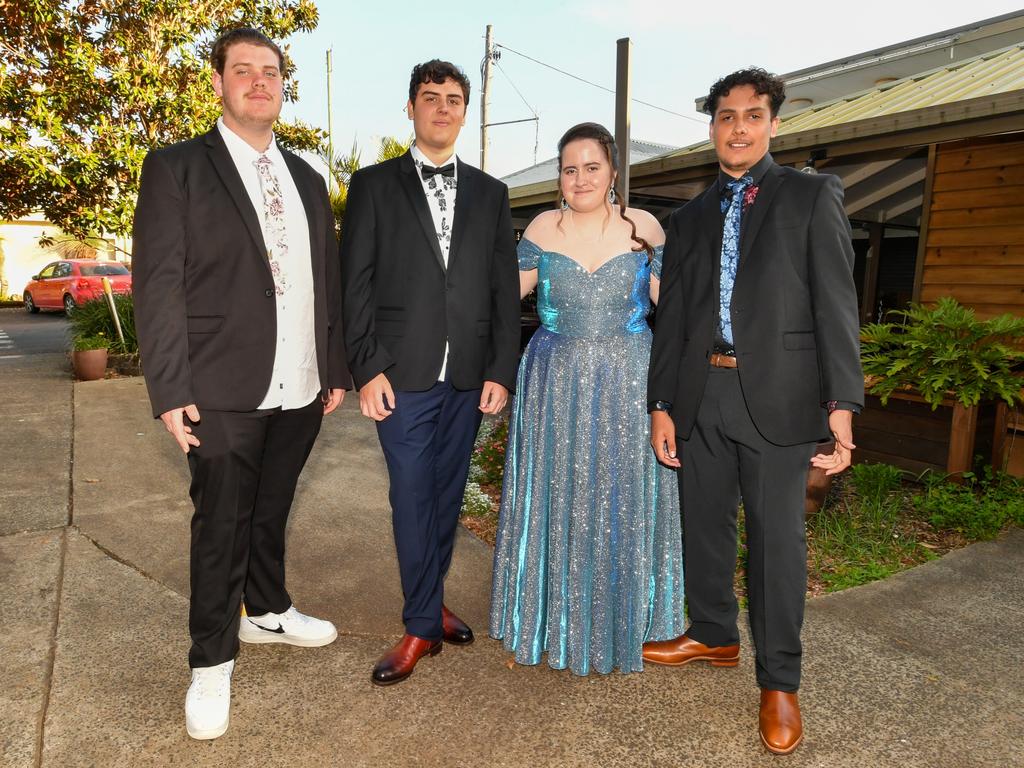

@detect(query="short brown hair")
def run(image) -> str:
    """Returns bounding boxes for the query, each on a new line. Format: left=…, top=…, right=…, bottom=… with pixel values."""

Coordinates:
left=210, top=28, right=284, bottom=75
left=704, top=67, right=786, bottom=119
left=408, top=60, right=471, bottom=105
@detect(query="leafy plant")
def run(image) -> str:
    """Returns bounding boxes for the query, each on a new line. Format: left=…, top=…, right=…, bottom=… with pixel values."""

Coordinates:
left=0, top=0, right=323, bottom=240
left=460, top=481, right=494, bottom=518
left=471, top=416, right=509, bottom=489
left=73, top=333, right=109, bottom=351
left=913, top=468, right=1024, bottom=540
left=323, top=135, right=412, bottom=237
left=69, top=294, right=137, bottom=354
left=860, top=297, right=1024, bottom=409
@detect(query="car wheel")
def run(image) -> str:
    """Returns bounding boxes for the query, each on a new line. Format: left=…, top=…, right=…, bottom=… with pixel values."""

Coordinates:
left=63, top=294, right=76, bottom=316
left=25, top=292, right=40, bottom=314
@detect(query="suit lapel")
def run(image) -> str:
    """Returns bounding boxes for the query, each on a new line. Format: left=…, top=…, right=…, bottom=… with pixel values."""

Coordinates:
left=447, top=159, right=475, bottom=270
left=397, top=151, right=446, bottom=272
left=204, top=129, right=267, bottom=257
left=701, top=181, right=724, bottom=300
left=739, top=162, right=785, bottom=264
left=281, top=149, right=322, bottom=271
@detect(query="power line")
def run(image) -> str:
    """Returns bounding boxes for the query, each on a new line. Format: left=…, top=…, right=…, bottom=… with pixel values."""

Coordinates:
left=494, top=60, right=537, bottom=118
left=493, top=41, right=707, bottom=125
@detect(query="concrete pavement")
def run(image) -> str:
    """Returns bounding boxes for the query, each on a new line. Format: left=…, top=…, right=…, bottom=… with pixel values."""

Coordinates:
left=1, top=370, right=1022, bottom=767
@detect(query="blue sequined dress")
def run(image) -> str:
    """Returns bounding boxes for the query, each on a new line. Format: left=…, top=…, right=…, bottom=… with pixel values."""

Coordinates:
left=489, top=238, right=685, bottom=675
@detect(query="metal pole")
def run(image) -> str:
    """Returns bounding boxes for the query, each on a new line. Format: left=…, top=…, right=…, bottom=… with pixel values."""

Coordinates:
left=101, top=277, right=125, bottom=350
left=326, top=48, right=334, bottom=193
left=480, top=25, right=493, bottom=172
left=614, top=38, right=632, bottom=203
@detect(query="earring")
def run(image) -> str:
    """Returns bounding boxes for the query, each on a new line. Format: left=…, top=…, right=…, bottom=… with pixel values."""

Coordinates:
left=560, top=197, right=569, bottom=211
left=608, top=188, right=616, bottom=204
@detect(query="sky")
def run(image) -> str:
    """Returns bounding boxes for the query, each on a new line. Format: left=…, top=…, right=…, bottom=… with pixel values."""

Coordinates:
left=278, top=1, right=1024, bottom=180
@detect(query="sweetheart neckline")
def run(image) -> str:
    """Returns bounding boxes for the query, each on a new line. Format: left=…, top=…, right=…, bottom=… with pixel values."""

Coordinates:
left=521, top=238, right=656, bottom=276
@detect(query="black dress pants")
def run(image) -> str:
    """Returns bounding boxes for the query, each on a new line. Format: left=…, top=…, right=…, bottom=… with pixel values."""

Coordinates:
left=679, top=368, right=815, bottom=692
left=185, top=397, right=323, bottom=668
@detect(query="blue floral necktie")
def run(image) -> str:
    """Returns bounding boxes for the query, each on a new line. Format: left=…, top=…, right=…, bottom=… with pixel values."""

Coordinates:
left=718, top=175, right=753, bottom=346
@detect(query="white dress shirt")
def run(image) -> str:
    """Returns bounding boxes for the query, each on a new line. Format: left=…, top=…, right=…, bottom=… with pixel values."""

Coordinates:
left=217, top=117, right=319, bottom=410
left=409, top=142, right=458, bottom=381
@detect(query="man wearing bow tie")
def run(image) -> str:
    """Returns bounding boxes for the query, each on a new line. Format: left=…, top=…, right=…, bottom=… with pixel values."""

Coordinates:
left=340, top=59, right=519, bottom=686
left=645, top=68, right=862, bottom=754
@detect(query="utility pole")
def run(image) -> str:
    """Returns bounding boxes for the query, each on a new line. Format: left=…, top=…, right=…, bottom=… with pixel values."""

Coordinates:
left=480, top=24, right=494, bottom=172
left=614, top=38, right=632, bottom=203
left=326, top=48, right=334, bottom=192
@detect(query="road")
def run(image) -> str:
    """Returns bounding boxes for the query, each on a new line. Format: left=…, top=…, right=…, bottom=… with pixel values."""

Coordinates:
left=0, top=306, right=70, bottom=358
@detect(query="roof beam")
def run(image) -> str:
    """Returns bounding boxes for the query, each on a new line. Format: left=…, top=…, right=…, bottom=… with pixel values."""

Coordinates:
left=883, top=193, right=924, bottom=221
left=844, top=167, right=926, bottom=215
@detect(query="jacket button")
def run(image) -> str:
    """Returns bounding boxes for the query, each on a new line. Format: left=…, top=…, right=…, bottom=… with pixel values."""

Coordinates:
left=265, top=288, right=274, bottom=297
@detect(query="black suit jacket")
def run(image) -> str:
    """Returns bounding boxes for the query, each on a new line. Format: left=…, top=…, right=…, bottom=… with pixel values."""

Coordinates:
left=133, top=127, right=350, bottom=418
left=340, top=151, right=520, bottom=392
left=649, top=157, right=863, bottom=446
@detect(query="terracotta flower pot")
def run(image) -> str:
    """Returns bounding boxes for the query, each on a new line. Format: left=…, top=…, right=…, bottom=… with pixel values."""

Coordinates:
left=73, top=348, right=108, bottom=381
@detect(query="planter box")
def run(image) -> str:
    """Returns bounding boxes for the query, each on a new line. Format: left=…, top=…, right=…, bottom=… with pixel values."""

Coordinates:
left=855, top=388, right=1002, bottom=478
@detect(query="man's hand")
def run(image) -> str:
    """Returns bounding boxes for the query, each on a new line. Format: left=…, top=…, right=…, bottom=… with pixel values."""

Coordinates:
left=160, top=404, right=201, bottom=453
left=479, top=381, right=509, bottom=414
left=811, top=409, right=856, bottom=476
left=323, top=388, right=345, bottom=415
left=651, top=410, right=680, bottom=468
left=359, top=373, right=395, bottom=421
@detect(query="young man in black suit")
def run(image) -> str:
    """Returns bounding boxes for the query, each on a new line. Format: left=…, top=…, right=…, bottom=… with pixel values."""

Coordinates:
left=340, top=60, right=520, bottom=686
left=133, top=28, right=350, bottom=739
left=645, top=68, right=863, bottom=754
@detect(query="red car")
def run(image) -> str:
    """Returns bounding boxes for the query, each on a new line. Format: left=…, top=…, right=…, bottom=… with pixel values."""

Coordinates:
left=23, top=259, right=132, bottom=315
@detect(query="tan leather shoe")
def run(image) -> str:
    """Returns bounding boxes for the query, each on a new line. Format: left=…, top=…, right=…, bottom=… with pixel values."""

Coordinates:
left=371, top=634, right=443, bottom=686
left=642, top=634, right=740, bottom=667
left=759, top=689, right=803, bottom=755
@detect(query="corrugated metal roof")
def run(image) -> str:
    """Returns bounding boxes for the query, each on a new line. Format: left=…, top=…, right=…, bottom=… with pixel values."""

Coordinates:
left=670, top=43, right=1024, bottom=157
left=501, top=139, right=678, bottom=187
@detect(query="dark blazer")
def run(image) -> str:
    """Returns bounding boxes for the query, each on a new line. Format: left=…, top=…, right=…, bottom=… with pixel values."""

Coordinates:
left=340, top=151, right=520, bottom=392
left=649, top=158, right=863, bottom=446
left=133, top=127, right=350, bottom=418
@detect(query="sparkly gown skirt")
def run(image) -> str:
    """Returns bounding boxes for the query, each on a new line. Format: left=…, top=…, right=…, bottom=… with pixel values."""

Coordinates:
left=489, top=326, right=685, bottom=675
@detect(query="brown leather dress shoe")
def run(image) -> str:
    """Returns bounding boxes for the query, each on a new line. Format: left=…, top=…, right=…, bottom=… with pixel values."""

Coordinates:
left=759, top=689, right=803, bottom=755
left=642, top=634, right=740, bottom=667
left=442, top=605, right=474, bottom=645
left=371, top=634, right=443, bottom=686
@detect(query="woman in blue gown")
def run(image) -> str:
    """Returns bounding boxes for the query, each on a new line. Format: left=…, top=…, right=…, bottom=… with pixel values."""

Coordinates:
left=489, top=123, right=685, bottom=675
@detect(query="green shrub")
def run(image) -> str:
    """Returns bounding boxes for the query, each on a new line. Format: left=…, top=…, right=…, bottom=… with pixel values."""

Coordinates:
left=460, top=481, right=494, bottom=518
left=68, top=294, right=137, bottom=354
left=73, top=333, right=109, bottom=351
left=913, top=469, right=1024, bottom=540
left=472, top=416, right=509, bottom=488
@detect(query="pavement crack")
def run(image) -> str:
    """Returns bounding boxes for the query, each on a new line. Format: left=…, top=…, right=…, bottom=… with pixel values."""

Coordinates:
left=71, top=526, right=188, bottom=599
left=34, top=528, right=68, bottom=768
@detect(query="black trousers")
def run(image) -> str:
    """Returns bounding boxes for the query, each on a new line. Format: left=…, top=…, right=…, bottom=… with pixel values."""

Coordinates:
left=375, top=380, right=482, bottom=641
left=185, top=397, right=323, bottom=668
left=679, top=368, right=815, bottom=692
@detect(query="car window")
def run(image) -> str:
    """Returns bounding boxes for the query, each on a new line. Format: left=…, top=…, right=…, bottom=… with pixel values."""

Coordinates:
left=80, top=264, right=130, bottom=276
left=38, top=264, right=57, bottom=279
left=55, top=263, right=72, bottom=277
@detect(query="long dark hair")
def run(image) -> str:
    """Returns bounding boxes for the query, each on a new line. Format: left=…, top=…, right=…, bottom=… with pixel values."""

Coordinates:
left=555, top=122, right=653, bottom=261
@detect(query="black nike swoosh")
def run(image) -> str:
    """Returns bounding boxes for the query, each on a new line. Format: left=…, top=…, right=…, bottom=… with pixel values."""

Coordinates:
left=251, top=622, right=285, bottom=634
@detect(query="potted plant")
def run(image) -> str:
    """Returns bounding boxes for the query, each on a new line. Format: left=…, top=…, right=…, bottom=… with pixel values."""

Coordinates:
left=71, top=333, right=109, bottom=381
left=858, top=297, right=1024, bottom=476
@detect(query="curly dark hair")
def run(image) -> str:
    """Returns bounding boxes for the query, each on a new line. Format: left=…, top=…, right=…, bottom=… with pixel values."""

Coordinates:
left=210, top=28, right=284, bottom=75
left=408, top=59, right=471, bottom=105
left=556, top=122, right=653, bottom=261
left=703, top=67, right=786, bottom=119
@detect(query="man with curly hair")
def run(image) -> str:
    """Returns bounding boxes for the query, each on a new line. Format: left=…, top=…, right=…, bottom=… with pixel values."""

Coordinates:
left=645, top=67, right=863, bottom=754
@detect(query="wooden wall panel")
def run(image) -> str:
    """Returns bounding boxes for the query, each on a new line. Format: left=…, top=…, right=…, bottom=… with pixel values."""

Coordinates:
left=921, top=135, right=1024, bottom=318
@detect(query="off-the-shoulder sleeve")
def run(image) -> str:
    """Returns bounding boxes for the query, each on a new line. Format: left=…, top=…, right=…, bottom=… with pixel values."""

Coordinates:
left=651, top=244, right=665, bottom=279
left=517, top=237, right=543, bottom=270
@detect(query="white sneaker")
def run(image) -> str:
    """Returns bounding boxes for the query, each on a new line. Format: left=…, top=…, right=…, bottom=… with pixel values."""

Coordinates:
left=238, top=605, right=338, bottom=647
left=185, top=660, right=233, bottom=740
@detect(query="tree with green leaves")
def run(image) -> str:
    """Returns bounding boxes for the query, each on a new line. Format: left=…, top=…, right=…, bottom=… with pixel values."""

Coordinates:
left=322, top=135, right=412, bottom=237
left=0, top=0, right=324, bottom=240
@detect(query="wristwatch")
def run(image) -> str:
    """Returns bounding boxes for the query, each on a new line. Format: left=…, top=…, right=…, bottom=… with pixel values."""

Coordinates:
left=647, top=400, right=673, bottom=414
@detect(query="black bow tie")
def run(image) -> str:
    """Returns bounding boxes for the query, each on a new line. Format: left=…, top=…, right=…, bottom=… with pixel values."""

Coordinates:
left=420, top=162, right=455, bottom=181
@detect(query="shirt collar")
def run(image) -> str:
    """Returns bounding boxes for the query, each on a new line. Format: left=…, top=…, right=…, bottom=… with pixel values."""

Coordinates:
left=410, top=142, right=457, bottom=177
left=217, top=116, right=281, bottom=163
left=717, top=152, right=774, bottom=193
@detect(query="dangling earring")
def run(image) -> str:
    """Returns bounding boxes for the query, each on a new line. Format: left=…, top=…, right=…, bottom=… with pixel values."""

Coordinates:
left=560, top=197, right=569, bottom=211
left=608, top=187, right=616, bottom=204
